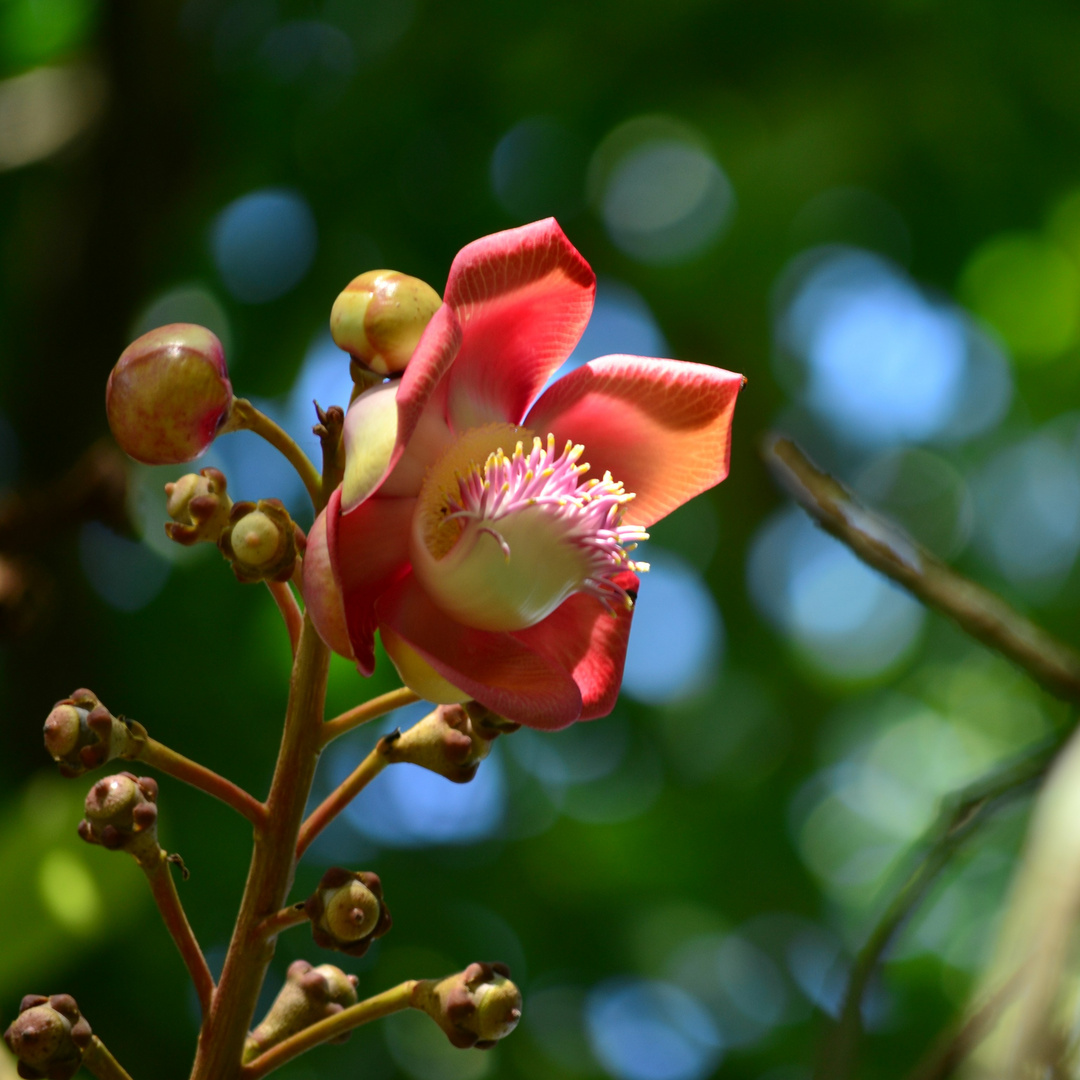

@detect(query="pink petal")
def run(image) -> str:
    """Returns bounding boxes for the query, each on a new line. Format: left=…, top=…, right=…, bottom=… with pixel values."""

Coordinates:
left=525, top=356, right=745, bottom=526
left=375, top=574, right=583, bottom=729
left=327, top=486, right=415, bottom=676
left=512, top=571, right=638, bottom=721
left=302, top=507, right=354, bottom=659
left=443, top=218, right=595, bottom=430
left=341, top=303, right=461, bottom=511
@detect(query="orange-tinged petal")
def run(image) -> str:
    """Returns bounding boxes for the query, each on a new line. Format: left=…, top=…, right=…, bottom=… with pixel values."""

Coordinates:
left=375, top=573, right=583, bottom=729
left=525, top=356, right=745, bottom=526
left=327, top=487, right=415, bottom=676
left=443, top=218, right=594, bottom=431
left=512, top=571, right=638, bottom=721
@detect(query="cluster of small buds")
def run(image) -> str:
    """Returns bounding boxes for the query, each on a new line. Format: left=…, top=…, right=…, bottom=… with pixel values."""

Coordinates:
left=382, top=703, right=519, bottom=784
left=244, top=960, right=359, bottom=1063
left=218, top=499, right=302, bottom=584
left=412, top=962, right=522, bottom=1050
left=78, top=772, right=159, bottom=863
left=42, top=690, right=143, bottom=779
left=330, top=270, right=442, bottom=379
left=164, top=467, right=233, bottom=546
left=304, top=868, right=392, bottom=957
left=3, top=994, right=92, bottom=1080
left=106, top=323, right=233, bottom=466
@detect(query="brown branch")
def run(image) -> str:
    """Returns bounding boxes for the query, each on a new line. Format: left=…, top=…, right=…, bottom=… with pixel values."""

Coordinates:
left=814, top=742, right=1056, bottom=1080
left=134, top=733, right=266, bottom=828
left=265, top=581, right=303, bottom=656
left=255, top=903, right=309, bottom=941
left=82, top=1036, right=136, bottom=1080
left=141, top=847, right=215, bottom=1016
left=296, top=740, right=391, bottom=859
left=763, top=436, right=1080, bottom=704
left=241, top=981, right=416, bottom=1079
left=319, top=686, right=420, bottom=748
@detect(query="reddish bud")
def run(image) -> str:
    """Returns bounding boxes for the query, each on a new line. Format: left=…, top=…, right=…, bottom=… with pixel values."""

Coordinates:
left=43, top=690, right=143, bottom=779
left=79, top=772, right=160, bottom=863
left=4, top=993, right=92, bottom=1080
left=218, top=499, right=300, bottom=584
left=304, top=868, right=392, bottom=957
left=106, top=323, right=232, bottom=465
left=164, top=467, right=232, bottom=546
left=412, top=962, right=522, bottom=1050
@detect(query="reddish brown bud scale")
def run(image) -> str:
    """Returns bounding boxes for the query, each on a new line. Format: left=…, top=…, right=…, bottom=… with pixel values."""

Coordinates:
left=164, top=467, right=233, bottom=546
left=218, top=499, right=301, bottom=584
left=107, top=323, right=232, bottom=465
left=43, top=690, right=143, bottom=779
left=4, top=993, right=92, bottom=1080
left=304, top=868, right=392, bottom=957
left=412, top=962, right=522, bottom=1050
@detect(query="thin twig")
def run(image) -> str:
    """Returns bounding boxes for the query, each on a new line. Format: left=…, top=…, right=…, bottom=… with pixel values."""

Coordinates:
left=763, top=437, right=1080, bottom=704
left=242, top=981, right=416, bottom=1079
left=815, top=741, right=1057, bottom=1080
left=266, top=580, right=303, bottom=656
left=135, top=735, right=266, bottom=828
left=141, top=847, right=216, bottom=1016
left=225, top=399, right=323, bottom=510
left=82, top=1036, right=136, bottom=1080
left=255, top=903, right=309, bottom=941
left=319, top=687, right=420, bottom=747
left=296, top=740, right=391, bottom=858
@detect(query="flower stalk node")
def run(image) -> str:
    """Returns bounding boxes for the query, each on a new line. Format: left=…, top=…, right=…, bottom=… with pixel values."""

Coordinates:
left=304, top=868, right=392, bottom=957
left=412, top=962, right=522, bottom=1050
left=3, top=993, right=92, bottom=1080
left=218, top=499, right=302, bottom=584
left=43, top=691, right=145, bottom=779
left=164, top=467, right=233, bottom=546
left=243, top=960, right=359, bottom=1063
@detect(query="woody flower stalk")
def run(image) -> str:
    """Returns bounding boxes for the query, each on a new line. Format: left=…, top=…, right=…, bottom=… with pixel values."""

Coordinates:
left=5, top=219, right=742, bottom=1080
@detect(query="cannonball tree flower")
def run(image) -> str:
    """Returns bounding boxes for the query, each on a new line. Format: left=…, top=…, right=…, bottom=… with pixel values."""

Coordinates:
left=304, top=219, right=744, bottom=729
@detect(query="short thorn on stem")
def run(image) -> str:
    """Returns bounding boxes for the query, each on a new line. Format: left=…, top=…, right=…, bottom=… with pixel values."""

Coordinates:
left=319, top=686, right=420, bottom=747
left=266, top=579, right=303, bottom=656
left=224, top=398, right=324, bottom=511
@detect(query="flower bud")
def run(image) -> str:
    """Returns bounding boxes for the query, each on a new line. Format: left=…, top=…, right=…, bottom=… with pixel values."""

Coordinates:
left=218, top=499, right=301, bottom=584
left=106, top=324, right=233, bottom=465
left=330, top=270, right=442, bottom=376
left=301, top=508, right=353, bottom=659
left=383, top=704, right=517, bottom=784
left=43, top=690, right=144, bottom=779
left=79, top=772, right=159, bottom=860
left=304, top=868, right=392, bottom=957
left=4, top=993, right=92, bottom=1080
left=244, top=960, right=359, bottom=1063
left=164, top=467, right=233, bottom=546
left=412, top=962, right=522, bottom=1050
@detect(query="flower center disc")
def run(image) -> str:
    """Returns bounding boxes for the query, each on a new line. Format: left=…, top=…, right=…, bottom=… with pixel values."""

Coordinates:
left=410, top=423, right=647, bottom=633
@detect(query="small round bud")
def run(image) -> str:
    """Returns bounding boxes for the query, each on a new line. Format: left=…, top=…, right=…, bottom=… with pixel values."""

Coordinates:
left=218, top=499, right=300, bottom=584
left=304, top=868, right=392, bottom=957
left=4, top=993, right=92, bottom=1080
left=244, top=960, right=359, bottom=1063
left=107, top=324, right=233, bottom=465
left=383, top=703, right=517, bottom=784
left=412, top=962, right=522, bottom=1050
left=164, top=467, right=232, bottom=546
left=330, top=270, right=442, bottom=376
left=43, top=690, right=143, bottom=779
left=79, top=772, right=159, bottom=858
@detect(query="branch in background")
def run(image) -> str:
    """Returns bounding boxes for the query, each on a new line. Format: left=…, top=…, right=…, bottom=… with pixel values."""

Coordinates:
left=814, top=739, right=1058, bottom=1080
left=319, top=687, right=420, bottom=747
left=265, top=580, right=303, bottom=656
left=763, top=437, right=1080, bottom=705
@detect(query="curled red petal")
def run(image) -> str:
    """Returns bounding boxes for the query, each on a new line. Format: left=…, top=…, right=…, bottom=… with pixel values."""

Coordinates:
left=525, top=356, right=745, bottom=526
left=512, top=571, right=638, bottom=721
left=375, top=574, right=583, bottom=729
left=327, top=486, right=415, bottom=676
left=443, top=218, right=595, bottom=431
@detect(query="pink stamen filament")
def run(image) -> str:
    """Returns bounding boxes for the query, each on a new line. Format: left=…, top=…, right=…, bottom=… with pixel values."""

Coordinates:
left=445, top=434, right=648, bottom=611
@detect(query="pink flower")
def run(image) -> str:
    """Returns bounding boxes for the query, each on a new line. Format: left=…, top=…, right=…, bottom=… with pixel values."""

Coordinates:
left=306, top=219, right=744, bottom=729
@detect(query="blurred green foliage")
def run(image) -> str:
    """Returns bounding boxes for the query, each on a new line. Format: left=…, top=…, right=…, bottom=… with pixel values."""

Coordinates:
left=4, top=2, right=1080, bottom=1078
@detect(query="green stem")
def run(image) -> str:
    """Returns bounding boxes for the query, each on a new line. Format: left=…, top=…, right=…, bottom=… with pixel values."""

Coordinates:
left=189, top=617, right=330, bottom=1080
left=83, top=1036, right=136, bottom=1080
left=134, top=733, right=266, bottom=828
left=225, top=399, right=323, bottom=511
left=295, top=741, right=389, bottom=858
left=319, top=686, right=419, bottom=747
left=242, top=981, right=416, bottom=1079
left=814, top=741, right=1057, bottom=1080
